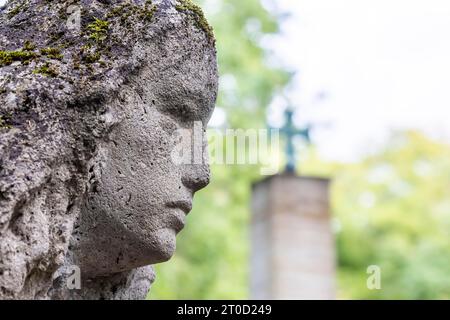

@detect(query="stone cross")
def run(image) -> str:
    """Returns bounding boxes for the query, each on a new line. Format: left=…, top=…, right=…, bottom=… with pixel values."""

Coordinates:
left=251, top=107, right=335, bottom=300
left=279, top=108, right=311, bottom=173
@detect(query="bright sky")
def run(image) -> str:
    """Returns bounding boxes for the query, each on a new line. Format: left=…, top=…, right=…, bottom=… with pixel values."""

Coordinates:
left=264, top=0, right=450, bottom=161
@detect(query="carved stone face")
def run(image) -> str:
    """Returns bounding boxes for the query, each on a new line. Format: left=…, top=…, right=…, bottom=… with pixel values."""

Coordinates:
left=74, top=40, right=217, bottom=277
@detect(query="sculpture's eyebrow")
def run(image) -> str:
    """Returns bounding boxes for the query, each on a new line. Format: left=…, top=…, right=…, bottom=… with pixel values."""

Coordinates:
left=155, top=90, right=212, bottom=123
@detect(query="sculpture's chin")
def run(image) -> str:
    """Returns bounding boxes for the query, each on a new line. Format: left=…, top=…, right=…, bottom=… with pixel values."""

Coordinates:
left=146, top=228, right=177, bottom=263
left=74, top=226, right=178, bottom=278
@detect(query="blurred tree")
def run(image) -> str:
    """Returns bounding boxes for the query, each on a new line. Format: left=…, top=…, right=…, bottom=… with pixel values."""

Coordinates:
left=303, top=131, right=450, bottom=299
left=149, top=0, right=290, bottom=299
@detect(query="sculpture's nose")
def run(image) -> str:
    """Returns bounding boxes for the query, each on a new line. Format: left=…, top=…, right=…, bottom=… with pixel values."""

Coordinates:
left=181, top=164, right=211, bottom=192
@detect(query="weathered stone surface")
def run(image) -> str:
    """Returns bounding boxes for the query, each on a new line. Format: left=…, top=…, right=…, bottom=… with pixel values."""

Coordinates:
left=0, top=0, right=218, bottom=299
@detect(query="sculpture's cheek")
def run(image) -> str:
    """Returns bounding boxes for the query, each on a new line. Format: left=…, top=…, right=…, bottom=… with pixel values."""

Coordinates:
left=104, top=129, right=181, bottom=224
left=77, top=106, right=194, bottom=273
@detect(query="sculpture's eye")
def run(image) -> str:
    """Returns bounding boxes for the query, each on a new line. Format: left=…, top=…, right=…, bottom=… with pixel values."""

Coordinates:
left=155, top=85, right=210, bottom=123
left=177, top=104, right=193, bottom=118
left=161, top=101, right=203, bottom=124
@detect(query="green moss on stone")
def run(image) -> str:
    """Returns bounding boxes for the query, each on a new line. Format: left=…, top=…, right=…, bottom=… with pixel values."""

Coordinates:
left=175, top=0, right=214, bottom=41
left=87, top=18, right=110, bottom=43
left=106, top=3, right=130, bottom=19
left=0, top=115, right=12, bottom=130
left=142, top=0, right=157, bottom=21
left=105, top=1, right=157, bottom=23
left=23, top=40, right=36, bottom=51
left=0, top=50, right=37, bottom=67
left=33, top=62, right=58, bottom=77
left=40, top=47, right=63, bottom=60
left=83, top=51, right=101, bottom=64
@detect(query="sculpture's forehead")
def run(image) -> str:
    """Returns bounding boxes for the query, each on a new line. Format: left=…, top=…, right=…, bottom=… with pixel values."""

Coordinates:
left=148, top=71, right=216, bottom=124
left=141, top=44, right=218, bottom=123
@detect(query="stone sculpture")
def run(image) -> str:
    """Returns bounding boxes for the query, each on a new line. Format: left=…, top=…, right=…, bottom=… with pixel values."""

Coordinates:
left=0, top=0, right=218, bottom=299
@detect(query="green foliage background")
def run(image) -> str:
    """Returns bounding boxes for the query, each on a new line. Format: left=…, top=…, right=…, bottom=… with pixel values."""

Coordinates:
left=303, top=132, right=450, bottom=299
left=150, top=0, right=450, bottom=299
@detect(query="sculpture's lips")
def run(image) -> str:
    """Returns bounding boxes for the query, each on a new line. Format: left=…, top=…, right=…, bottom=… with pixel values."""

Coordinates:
left=166, top=200, right=193, bottom=214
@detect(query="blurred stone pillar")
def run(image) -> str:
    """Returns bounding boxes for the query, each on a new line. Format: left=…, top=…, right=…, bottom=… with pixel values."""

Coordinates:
left=250, top=174, right=335, bottom=299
